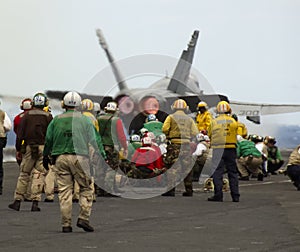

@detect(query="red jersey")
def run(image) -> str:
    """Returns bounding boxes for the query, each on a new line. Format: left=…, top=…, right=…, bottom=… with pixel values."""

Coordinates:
left=131, top=146, right=163, bottom=170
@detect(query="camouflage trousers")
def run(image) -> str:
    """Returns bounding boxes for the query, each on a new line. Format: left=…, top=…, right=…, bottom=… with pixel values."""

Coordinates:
left=192, top=153, right=208, bottom=181
left=14, top=145, right=47, bottom=201
left=163, top=143, right=194, bottom=193
left=95, top=145, right=120, bottom=193
left=55, top=154, right=93, bottom=228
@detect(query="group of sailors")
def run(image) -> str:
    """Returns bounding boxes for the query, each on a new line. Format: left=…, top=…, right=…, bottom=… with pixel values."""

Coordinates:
left=2, top=91, right=300, bottom=232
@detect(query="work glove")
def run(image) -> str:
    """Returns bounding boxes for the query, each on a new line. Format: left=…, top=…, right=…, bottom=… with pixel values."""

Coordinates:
left=16, top=151, right=22, bottom=165
left=43, top=156, right=50, bottom=171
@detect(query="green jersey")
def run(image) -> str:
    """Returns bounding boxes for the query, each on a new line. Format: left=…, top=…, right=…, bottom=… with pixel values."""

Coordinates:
left=43, top=110, right=106, bottom=159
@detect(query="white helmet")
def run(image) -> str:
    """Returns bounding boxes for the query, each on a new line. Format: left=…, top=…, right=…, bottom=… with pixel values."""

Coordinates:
left=105, top=101, right=118, bottom=112
left=147, top=114, right=157, bottom=122
left=156, top=133, right=166, bottom=143
left=140, top=128, right=149, bottom=136
left=203, top=135, right=210, bottom=142
left=146, top=132, right=156, bottom=141
left=32, top=93, right=48, bottom=108
left=196, top=133, right=205, bottom=142
left=20, top=98, right=32, bottom=110
left=63, top=91, right=82, bottom=108
left=142, top=136, right=152, bottom=146
left=130, top=134, right=141, bottom=142
left=93, top=102, right=101, bottom=113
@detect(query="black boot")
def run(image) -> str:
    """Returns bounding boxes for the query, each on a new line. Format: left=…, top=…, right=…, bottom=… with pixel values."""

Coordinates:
left=31, top=200, right=41, bottom=212
left=77, top=218, right=94, bottom=232
left=207, top=196, right=223, bottom=202
left=182, top=190, right=193, bottom=196
left=8, top=200, right=21, bottom=211
left=162, top=188, right=175, bottom=197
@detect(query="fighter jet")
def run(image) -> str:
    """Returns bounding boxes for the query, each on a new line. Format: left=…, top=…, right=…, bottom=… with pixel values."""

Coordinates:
left=94, top=29, right=232, bottom=133
left=46, top=29, right=300, bottom=134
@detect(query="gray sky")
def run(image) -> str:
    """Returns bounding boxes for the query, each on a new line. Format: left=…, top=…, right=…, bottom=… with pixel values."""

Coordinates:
left=1, top=0, right=300, bottom=132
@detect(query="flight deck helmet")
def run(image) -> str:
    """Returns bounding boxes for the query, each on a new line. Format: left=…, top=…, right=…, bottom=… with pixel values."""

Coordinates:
left=171, top=99, right=188, bottom=111
left=62, top=91, right=82, bottom=108
left=216, top=101, right=231, bottom=114
left=264, top=136, right=276, bottom=145
left=147, top=114, right=157, bottom=122
left=93, top=102, right=101, bottom=114
left=197, top=101, right=208, bottom=111
left=81, top=98, right=94, bottom=111
left=20, top=98, right=32, bottom=111
left=32, top=93, right=48, bottom=108
left=130, top=134, right=141, bottom=143
left=104, top=101, right=118, bottom=113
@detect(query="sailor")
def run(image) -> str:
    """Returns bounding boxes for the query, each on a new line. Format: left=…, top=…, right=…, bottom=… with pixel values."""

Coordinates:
left=195, top=101, right=212, bottom=132
left=236, top=135, right=264, bottom=181
left=0, top=100, right=12, bottom=195
left=9, top=93, right=52, bottom=211
left=162, top=99, right=198, bottom=196
left=42, top=105, right=56, bottom=202
left=207, top=101, right=240, bottom=202
left=97, top=101, right=128, bottom=196
left=13, top=98, right=33, bottom=201
left=232, top=114, right=248, bottom=138
left=73, top=98, right=99, bottom=203
left=43, top=91, right=106, bottom=232
left=191, top=132, right=210, bottom=182
left=143, top=113, right=163, bottom=137
left=131, top=136, right=163, bottom=179
left=251, top=134, right=268, bottom=176
left=282, top=145, right=300, bottom=190
left=264, top=136, right=284, bottom=175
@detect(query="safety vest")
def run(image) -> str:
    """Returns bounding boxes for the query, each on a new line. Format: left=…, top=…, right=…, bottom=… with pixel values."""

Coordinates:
left=98, top=113, right=118, bottom=147
left=163, top=110, right=198, bottom=144
left=196, top=110, right=212, bottom=132
left=208, top=114, right=238, bottom=149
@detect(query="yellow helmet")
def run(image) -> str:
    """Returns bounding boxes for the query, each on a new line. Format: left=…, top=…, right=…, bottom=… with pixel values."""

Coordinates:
left=81, top=98, right=94, bottom=111
left=171, top=99, right=188, bottom=110
left=197, top=101, right=208, bottom=108
left=222, top=178, right=229, bottom=192
left=216, top=101, right=231, bottom=114
left=203, top=178, right=214, bottom=192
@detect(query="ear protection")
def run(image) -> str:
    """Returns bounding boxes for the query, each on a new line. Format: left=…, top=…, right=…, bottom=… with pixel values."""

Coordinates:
left=61, top=100, right=66, bottom=109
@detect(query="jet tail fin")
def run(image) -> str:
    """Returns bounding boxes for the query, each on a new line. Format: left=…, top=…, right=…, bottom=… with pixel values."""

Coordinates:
left=96, top=29, right=128, bottom=91
left=167, top=30, right=199, bottom=95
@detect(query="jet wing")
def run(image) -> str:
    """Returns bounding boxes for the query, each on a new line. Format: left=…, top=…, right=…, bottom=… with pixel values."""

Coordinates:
left=45, top=90, right=113, bottom=110
left=230, top=101, right=300, bottom=124
left=230, top=101, right=300, bottom=116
